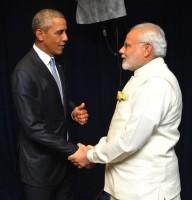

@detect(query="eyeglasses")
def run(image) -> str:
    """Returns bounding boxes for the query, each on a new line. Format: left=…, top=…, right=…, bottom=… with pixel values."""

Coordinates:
left=137, top=42, right=151, bottom=45
left=123, top=42, right=151, bottom=48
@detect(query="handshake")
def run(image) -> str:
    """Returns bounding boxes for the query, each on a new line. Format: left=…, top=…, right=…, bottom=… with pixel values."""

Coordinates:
left=68, top=143, right=95, bottom=169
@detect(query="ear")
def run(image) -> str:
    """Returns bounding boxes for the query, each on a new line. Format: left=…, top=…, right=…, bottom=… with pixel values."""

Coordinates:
left=35, top=29, right=45, bottom=42
left=143, top=43, right=153, bottom=57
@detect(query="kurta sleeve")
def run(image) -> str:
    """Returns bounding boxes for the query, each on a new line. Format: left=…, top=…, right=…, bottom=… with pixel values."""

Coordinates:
left=87, top=78, right=176, bottom=163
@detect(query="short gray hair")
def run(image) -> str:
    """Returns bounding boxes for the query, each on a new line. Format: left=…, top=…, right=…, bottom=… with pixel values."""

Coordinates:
left=32, top=9, right=65, bottom=33
left=131, top=22, right=167, bottom=57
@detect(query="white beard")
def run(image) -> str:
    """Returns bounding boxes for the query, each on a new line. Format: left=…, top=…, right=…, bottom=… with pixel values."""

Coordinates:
left=122, top=60, right=133, bottom=71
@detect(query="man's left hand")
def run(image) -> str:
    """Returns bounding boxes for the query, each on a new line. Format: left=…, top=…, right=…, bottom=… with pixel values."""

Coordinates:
left=71, top=102, right=89, bottom=125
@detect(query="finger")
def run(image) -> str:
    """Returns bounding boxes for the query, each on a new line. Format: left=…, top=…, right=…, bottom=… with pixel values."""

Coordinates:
left=68, top=155, right=76, bottom=160
left=78, top=116, right=88, bottom=122
left=81, top=115, right=88, bottom=120
left=69, top=159, right=79, bottom=165
left=79, top=110, right=88, bottom=114
left=68, top=156, right=73, bottom=161
left=71, top=162, right=78, bottom=167
left=73, top=162, right=79, bottom=166
left=79, top=122, right=86, bottom=125
left=78, top=113, right=88, bottom=118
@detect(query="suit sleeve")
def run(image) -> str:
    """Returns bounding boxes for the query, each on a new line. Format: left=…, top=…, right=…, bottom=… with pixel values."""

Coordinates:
left=11, top=69, right=77, bottom=155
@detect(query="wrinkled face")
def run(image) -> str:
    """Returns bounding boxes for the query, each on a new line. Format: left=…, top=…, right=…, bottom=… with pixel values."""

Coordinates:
left=119, top=29, right=148, bottom=71
left=36, top=17, right=68, bottom=56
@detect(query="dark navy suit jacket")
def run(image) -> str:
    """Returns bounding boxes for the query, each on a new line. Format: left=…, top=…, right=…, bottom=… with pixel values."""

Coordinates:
left=11, top=48, right=77, bottom=186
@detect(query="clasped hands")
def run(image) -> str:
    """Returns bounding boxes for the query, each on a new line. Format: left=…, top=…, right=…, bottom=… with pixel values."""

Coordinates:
left=68, top=143, right=95, bottom=169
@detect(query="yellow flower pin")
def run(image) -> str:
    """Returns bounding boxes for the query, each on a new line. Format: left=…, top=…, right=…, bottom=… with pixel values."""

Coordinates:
left=117, top=91, right=127, bottom=101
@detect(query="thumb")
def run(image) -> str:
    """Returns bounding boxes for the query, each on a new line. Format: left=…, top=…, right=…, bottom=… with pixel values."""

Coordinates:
left=77, top=143, right=84, bottom=148
left=68, top=155, right=72, bottom=160
left=78, top=102, right=85, bottom=109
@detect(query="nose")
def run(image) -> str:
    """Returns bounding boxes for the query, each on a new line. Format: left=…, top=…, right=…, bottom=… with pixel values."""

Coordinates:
left=63, top=32, right=68, bottom=41
left=119, top=46, right=124, bottom=54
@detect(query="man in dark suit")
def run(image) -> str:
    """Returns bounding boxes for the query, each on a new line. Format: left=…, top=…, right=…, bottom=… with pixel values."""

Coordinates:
left=11, top=8, right=88, bottom=200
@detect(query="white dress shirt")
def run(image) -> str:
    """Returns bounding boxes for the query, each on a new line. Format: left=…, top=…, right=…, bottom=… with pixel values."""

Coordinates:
left=33, top=44, right=63, bottom=101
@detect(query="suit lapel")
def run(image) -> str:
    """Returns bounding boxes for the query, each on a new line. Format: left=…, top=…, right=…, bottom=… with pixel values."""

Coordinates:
left=30, top=49, right=67, bottom=117
left=30, top=49, right=62, bottom=102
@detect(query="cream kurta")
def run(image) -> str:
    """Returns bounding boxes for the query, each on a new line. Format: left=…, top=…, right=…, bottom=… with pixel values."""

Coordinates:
left=87, top=58, right=182, bottom=200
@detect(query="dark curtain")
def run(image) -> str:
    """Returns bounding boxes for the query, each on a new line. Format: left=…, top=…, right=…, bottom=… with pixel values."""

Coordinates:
left=0, top=0, right=191, bottom=199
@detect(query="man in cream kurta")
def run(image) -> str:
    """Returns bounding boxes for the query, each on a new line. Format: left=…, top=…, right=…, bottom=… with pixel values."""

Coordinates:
left=68, top=23, right=182, bottom=200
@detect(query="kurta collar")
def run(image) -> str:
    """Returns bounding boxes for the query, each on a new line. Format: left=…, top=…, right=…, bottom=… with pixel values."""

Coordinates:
left=134, top=57, right=167, bottom=77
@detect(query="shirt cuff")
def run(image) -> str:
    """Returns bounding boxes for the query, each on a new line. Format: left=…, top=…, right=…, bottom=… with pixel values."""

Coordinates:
left=87, top=149, right=95, bottom=163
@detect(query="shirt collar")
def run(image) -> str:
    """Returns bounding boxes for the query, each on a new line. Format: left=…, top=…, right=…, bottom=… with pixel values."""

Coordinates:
left=33, top=44, right=52, bottom=66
